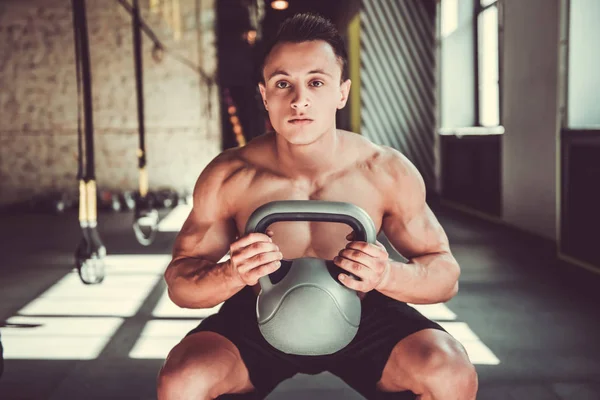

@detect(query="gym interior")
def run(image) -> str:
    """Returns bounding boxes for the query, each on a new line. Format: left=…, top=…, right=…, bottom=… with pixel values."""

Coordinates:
left=0, top=0, right=599, bottom=399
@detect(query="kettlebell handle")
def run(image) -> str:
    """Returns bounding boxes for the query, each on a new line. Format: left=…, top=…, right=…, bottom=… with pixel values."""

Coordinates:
left=244, top=200, right=377, bottom=244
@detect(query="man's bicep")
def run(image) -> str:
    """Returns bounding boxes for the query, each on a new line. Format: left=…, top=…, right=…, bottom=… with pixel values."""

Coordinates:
left=380, top=150, right=449, bottom=259
left=382, top=204, right=450, bottom=260
left=173, top=209, right=238, bottom=263
left=171, top=158, right=239, bottom=264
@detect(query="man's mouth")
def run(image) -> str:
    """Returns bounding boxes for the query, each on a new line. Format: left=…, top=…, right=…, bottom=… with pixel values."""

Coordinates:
left=289, top=118, right=313, bottom=125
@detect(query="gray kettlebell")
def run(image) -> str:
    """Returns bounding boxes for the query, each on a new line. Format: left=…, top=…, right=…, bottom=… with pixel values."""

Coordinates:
left=244, top=200, right=377, bottom=356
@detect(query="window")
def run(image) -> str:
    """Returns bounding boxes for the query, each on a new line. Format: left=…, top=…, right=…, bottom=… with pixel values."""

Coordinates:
left=567, top=0, right=600, bottom=128
left=477, top=2, right=500, bottom=127
left=441, top=0, right=459, bottom=38
left=439, top=0, right=476, bottom=129
left=439, top=0, right=501, bottom=130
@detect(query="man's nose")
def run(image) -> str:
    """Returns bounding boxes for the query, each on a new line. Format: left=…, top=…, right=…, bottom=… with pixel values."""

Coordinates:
left=291, top=87, right=310, bottom=109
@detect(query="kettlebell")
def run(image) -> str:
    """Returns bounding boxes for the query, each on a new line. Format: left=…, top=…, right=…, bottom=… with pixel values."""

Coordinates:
left=244, top=200, right=377, bottom=356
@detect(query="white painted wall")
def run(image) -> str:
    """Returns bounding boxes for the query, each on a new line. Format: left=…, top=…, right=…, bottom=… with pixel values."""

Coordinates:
left=502, top=0, right=561, bottom=239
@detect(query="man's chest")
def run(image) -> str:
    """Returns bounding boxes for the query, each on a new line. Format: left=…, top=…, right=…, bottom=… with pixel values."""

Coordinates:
left=232, top=173, right=386, bottom=259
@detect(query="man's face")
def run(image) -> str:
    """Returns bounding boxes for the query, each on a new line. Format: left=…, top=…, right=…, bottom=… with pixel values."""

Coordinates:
left=259, top=40, right=351, bottom=144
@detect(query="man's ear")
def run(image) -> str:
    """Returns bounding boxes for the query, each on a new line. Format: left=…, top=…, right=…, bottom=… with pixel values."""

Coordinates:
left=258, top=82, right=268, bottom=110
left=337, top=79, right=352, bottom=109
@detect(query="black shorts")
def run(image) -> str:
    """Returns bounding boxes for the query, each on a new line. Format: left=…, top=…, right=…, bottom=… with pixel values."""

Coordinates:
left=186, top=286, right=445, bottom=399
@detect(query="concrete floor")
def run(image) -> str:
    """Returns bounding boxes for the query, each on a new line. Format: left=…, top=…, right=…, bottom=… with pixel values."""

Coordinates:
left=0, top=201, right=599, bottom=399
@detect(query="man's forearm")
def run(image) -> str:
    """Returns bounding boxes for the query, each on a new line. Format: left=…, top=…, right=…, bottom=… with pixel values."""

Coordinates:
left=165, top=257, right=245, bottom=309
left=377, top=252, right=460, bottom=304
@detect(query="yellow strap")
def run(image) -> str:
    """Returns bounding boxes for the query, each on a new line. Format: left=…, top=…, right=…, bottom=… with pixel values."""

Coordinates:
left=139, top=167, right=149, bottom=197
left=79, top=180, right=87, bottom=222
left=172, top=0, right=181, bottom=40
left=86, top=180, right=98, bottom=222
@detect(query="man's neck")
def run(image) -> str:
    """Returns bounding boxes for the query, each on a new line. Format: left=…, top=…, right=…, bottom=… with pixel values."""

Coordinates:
left=273, top=128, right=342, bottom=181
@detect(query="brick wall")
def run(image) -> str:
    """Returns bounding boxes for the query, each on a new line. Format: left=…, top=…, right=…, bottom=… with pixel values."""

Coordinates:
left=0, top=0, right=220, bottom=206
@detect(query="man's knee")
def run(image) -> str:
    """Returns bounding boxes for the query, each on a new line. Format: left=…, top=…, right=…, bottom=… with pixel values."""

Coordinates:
left=157, top=352, right=216, bottom=399
left=418, top=339, right=478, bottom=397
left=157, top=333, right=245, bottom=400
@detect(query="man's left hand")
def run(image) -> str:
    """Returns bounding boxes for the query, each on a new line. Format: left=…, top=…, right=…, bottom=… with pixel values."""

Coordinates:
left=333, top=232, right=392, bottom=293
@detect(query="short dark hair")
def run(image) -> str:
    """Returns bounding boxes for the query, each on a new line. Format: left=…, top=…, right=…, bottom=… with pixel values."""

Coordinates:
left=259, top=13, right=349, bottom=83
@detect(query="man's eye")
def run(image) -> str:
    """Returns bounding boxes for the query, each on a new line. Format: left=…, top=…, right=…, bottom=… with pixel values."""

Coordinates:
left=276, top=81, right=290, bottom=89
left=311, top=81, right=324, bottom=87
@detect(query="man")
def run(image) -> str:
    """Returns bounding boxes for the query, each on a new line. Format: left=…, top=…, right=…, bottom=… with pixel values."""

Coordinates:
left=158, top=13, right=477, bottom=400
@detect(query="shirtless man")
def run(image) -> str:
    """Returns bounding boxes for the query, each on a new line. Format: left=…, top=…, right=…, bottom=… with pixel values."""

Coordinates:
left=158, top=13, right=477, bottom=400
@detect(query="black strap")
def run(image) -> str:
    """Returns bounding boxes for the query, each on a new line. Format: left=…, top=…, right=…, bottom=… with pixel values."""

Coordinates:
left=71, top=0, right=84, bottom=181
left=132, top=0, right=146, bottom=169
left=115, top=0, right=212, bottom=84
left=71, top=0, right=95, bottom=181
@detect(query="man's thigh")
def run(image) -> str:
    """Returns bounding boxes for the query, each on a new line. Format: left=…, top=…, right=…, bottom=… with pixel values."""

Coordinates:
left=328, top=292, right=445, bottom=399
left=160, top=331, right=255, bottom=397
left=185, top=287, right=300, bottom=396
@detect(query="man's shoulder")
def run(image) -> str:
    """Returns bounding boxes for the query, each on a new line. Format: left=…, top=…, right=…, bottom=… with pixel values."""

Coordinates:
left=378, top=145, right=416, bottom=171
left=345, top=135, right=404, bottom=172
left=353, top=140, right=423, bottom=194
left=340, top=130, right=398, bottom=160
left=339, top=130, right=384, bottom=161
left=195, top=134, right=274, bottom=195
left=200, top=148, right=245, bottom=180
left=193, top=150, right=247, bottom=197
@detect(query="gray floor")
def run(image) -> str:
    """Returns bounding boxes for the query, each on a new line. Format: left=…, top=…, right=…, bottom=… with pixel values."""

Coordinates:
left=0, top=202, right=599, bottom=400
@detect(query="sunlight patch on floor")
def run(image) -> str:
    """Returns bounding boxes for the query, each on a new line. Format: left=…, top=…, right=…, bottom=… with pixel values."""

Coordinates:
left=17, top=268, right=162, bottom=317
left=129, top=320, right=202, bottom=359
left=2, top=316, right=124, bottom=360
left=439, top=321, right=500, bottom=365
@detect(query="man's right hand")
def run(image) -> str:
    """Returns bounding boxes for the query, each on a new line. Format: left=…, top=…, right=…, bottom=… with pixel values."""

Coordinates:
left=228, top=230, right=283, bottom=286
